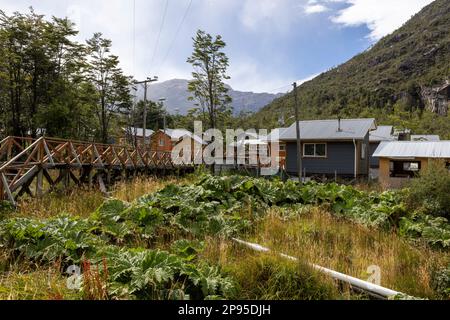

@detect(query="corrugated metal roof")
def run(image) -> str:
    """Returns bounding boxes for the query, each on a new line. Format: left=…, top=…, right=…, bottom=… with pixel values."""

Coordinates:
left=369, top=125, right=395, bottom=142
left=230, top=139, right=268, bottom=147
left=280, top=118, right=376, bottom=141
left=123, top=127, right=154, bottom=138
left=163, top=129, right=205, bottom=145
left=411, top=135, right=440, bottom=142
left=263, top=128, right=288, bottom=142
left=373, top=141, right=450, bottom=158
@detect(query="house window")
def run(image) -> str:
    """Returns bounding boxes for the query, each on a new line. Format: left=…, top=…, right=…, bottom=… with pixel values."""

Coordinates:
left=404, top=162, right=419, bottom=171
left=390, top=160, right=421, bottom=178
left=279, top=144, right=286, bottom=152
left=159, top=139, right=165, bottom=147
left=303, top=143, right=327, bottom=158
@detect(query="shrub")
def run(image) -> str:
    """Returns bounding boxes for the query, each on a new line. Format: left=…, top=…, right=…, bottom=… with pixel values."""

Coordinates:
left=431, top=266, right=450, bottom=299
left=407, top=160, right=450, bottom=218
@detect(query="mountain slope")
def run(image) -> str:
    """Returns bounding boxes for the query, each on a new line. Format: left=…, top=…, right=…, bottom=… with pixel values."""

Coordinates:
left=137, top=79, right=283, bottom=115
left=250, top=0, right=449, bottom=129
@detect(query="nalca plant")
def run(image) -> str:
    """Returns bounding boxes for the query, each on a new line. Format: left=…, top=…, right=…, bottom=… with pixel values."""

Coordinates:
left=400, top=214, right=450, bottom=248
left=95, top=244, right=236, bottom=300
left=0, top=215, right=103, bottom=265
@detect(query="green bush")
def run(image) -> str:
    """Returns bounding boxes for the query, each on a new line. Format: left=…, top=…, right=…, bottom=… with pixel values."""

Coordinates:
left=431, top=266, right=450, bottom=299
left=407, top=161, right=450, bottom=219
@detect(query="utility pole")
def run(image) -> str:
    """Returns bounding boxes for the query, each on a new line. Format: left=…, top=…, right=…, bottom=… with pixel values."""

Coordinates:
left=131, top=86, right=138, bottom=147
left=293, top=82, right=302, bottom=184
left=159, top=98, right=167, bottom=133
left=135, top=76, right=158, bottom=147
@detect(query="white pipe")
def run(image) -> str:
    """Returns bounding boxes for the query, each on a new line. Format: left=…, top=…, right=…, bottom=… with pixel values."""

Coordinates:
left=232, top=238, right=402, bottom=299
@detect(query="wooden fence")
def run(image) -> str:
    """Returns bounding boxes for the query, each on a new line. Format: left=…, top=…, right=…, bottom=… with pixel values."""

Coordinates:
left=0, top=136, right=197, bottom=205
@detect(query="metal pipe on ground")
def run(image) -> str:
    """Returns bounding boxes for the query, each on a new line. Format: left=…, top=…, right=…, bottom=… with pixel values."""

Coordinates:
left=231, top=238, right=403, bottom=300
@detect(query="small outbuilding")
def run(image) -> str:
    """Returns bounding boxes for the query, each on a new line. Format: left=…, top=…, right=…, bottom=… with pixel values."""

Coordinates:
left=120, top=127, right=155, bottom=147
left=373, top=141, right=450, bottom=188
left=150, top=129, right=205, bottom=159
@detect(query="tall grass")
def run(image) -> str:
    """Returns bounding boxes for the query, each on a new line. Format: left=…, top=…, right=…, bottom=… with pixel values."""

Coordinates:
left=0, top=262, right=81, bottom=300
left=112, top=176, right=184, bottom=203
left=248, top=207, right=450, bottom=299
left=8, top=175, right=187, bottom=220
left=201, top=237, right=354, bottom=300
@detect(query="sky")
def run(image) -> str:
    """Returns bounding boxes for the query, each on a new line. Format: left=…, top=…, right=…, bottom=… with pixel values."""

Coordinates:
left=0, top=0, right=435, bottom=93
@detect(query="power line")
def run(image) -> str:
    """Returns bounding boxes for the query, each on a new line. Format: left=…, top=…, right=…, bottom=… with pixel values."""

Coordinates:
left=150, top=0, right=169, bottom=71
left=132, top=0, right=136, bottom=76
left=156, top=0, right=193, bottom=75
left=266, top=84, right=293, bottom=94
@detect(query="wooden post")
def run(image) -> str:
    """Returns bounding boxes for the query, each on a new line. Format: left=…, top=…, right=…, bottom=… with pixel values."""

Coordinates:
left=106, top=169, right=111, bottom=186
left=63, top=168, right=70, bottom=190
left=97, top=174, right=108, bottom=196
left=1, top=173, right=15, bottom=206
left=89, top=168, right=94, bottom=189
left=0, top=174, right=4, bottom=201
left=36, top=169, right=43, bottom=197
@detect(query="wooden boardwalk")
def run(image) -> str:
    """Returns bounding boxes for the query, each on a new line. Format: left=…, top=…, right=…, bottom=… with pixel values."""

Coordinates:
left=0, top=136, right=198, bottom=205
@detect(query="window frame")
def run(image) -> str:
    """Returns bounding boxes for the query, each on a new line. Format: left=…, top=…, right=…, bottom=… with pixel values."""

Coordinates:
left=389, top=160, right=421, bottom=177
left=303, top=143, right=327, bottom=158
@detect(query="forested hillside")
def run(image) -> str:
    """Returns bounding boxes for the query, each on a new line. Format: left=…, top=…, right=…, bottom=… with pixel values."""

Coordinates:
left=248, top=0, right=450, bottom=138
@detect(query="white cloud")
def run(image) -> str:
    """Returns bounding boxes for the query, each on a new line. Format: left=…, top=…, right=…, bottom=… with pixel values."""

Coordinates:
left=228, top=59, right=293, bottom=93
left=240, top=0, right=303, bottom=33
left=304, top=0, right=330, bottom=14
left=330, top=0, right=434, bottom=40
left=305, top=4, right=329, bottom=14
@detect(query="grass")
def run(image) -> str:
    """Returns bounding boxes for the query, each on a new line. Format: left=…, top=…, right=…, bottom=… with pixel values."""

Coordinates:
left=201, top=237, right=354, bottom=300
left=244, top=206, right=450, bottom=299
left=0, top=174, right=449, bottom=300
left=11, top=175, right=188, bottom=219
left=0, top=262, right=82, bottom=300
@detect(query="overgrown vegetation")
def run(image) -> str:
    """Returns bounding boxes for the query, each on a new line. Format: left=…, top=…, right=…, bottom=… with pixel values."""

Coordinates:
left=0, top=173, right=449, bottom=300
left=407, top=161, right=450, bottom=219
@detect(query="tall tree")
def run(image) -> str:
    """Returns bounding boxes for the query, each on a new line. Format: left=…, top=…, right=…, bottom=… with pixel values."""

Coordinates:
left=86, top=33, right=132, bottom=143
left=0, top=9, right=88, bottom=138
left=187, top=30, right=232, bottom=130
left=133, top=100, right=172, bottom=131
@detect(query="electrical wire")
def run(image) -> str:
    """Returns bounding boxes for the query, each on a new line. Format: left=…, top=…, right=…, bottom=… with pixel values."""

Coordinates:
left=150, top=0, right=169, bottom=71
left=132, top=0, right=136, bottom=76
left=156, top=0, right=193, bottom=75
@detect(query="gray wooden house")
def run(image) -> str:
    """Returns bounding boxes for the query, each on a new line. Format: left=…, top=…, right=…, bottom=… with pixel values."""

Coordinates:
left=280, top=118, right=376, bottom=178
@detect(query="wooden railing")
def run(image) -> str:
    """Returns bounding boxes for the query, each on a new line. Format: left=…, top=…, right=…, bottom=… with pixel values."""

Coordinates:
left=0, top=136, right=198, bottom=205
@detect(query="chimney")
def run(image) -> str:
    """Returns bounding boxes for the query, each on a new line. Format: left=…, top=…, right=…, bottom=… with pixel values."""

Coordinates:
left=337, top=117, right=342, bottom=132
